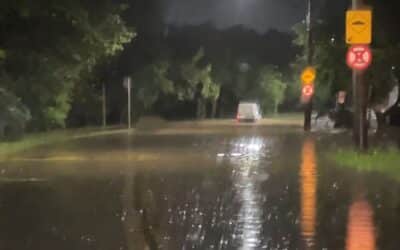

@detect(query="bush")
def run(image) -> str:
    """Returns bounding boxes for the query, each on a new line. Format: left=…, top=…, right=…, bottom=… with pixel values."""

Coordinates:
left=0, top=88, right=31, bottom=140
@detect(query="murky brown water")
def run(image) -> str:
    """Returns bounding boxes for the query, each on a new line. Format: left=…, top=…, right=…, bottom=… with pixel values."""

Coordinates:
left=0, top=124, right=399, bottom=249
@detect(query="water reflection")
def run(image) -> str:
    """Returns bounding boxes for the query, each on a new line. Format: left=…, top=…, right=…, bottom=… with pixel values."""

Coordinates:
left=300, top=138, right=317, bottom=248
left=229, top=137, right=270, bottom=249
left=346, top=198, right=376, bottom=250
left=121, top=170, right=145, bottom=250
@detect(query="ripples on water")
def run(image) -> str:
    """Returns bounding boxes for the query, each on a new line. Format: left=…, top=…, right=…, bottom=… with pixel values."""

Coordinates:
left=160, top=136, right=273, bottom=249
left=129, top=135, right=378, bottom=250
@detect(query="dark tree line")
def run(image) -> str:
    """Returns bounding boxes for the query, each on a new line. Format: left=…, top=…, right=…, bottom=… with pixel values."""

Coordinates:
left=0, top=0, right=134, bottom=131
left=2, top=0, right=400, bottom=135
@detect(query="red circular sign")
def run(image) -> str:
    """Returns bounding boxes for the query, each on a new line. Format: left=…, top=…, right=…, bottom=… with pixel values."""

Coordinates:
left=346, top=45, right=372, bottom=71
left=302, top=85, right=314, bottom=97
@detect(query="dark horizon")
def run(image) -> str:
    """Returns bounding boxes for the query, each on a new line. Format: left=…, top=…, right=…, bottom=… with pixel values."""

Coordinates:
left=163, top=0, right=310, bottom=33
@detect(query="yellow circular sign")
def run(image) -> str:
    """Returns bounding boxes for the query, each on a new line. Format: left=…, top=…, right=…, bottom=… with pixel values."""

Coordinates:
left=301, top=67, right=316, bottom=85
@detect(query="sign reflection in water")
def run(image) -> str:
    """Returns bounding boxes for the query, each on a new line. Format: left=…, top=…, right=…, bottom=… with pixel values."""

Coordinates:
left=300, top=138, right=317, bottom=248
left=346, top=199, right=376, bottom=250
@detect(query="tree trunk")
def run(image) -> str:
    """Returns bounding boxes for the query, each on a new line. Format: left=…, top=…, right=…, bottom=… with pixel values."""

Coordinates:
left=196, top=98, right=202, bottom=119
left=211, top=99, right=218, bottom=119
left=201, top=100, right=206, bottom=119
left=102, top=83, right=106, bottom=128
left=196, top=98, right=207, bottom=119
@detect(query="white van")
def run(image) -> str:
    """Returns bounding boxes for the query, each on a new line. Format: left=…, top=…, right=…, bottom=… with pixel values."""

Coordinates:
left=236, top=102, right=262, bottom=122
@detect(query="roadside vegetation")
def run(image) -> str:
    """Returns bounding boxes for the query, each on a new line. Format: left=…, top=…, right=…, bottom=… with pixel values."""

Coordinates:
left=332, top=147, right=400, bottom=181
left=0, top=127, right=132, bottom=159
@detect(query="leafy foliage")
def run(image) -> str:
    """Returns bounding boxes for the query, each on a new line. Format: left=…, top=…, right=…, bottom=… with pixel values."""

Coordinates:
left=256, top=66, right=287, bottom=113
left=178, top=48, right=220, bottom=118
left=0, top=0, right=134, bottom=130
left=332, top=147, right=400, bottom=182
left=290, top=0, right=400, bottom=112
left=290, top=22, right=350, bottom=110
left=0, top=88, right=31, bottom=139
left=0, top=49, right=6, bottom=60
left=179, top=49, right=216, bottom=100
left=134, top=61, right=174, bottom=110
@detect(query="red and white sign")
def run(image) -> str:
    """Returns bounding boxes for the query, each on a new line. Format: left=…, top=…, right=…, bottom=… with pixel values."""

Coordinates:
left=346, top=45, right=372, bottom=71
left=337, top=91, right=347, bottom=104
left=302, top=85, right=314, bottom=97
left=301, top=85, right=314, bottom=103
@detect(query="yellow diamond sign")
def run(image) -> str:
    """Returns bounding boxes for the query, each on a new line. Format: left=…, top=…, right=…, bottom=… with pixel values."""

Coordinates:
left=346, top=9, right=372, bottom=45
left=301, top=67, right=316, bottom=85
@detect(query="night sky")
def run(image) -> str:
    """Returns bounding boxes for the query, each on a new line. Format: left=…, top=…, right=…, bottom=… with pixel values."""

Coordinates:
left=163, top=0, right=315, bottom=33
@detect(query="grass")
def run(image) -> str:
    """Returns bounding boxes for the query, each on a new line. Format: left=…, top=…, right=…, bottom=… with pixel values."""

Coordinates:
left=0, top=126, right=132, bottom=159
left=331, top=147, right=400, bottom=181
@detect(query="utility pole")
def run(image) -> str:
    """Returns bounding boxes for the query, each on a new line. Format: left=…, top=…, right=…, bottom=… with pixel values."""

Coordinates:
left=352, top=0, right=368, bottom=150
left=304, top=0, right=313, bottom=131
left=102, top=83, right=107, bottom=128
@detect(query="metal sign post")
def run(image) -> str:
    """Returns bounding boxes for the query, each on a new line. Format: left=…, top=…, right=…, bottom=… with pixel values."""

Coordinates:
left=346, top=0, right=372, bottom=151
left=124, top=77, right=132, bottom=129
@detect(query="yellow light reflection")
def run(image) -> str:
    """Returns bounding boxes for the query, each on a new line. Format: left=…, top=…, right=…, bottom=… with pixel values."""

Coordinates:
left=346, top=199, right=376, bottom=250
left=300, top=138, right=317, bottom=247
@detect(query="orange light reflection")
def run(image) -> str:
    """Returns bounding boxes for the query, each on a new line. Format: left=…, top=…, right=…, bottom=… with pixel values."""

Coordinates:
left=346, top=199, right=376, bottom=250
left=300, top=138, right=317, bottom=247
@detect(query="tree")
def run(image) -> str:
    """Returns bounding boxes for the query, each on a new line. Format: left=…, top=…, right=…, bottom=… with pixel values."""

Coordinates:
left=179, top=48, right=220, bottom=119
left=255, top=66, right=287, bottom=114
left=208, top=84, right=221, bottom=118
left=290, top=21, right=350, bottom=111
left=0, top=88, right=31, bottom=139
left=133, top=61, right=174, bottom=115
left=290, top=0, right=400, bottom=115
left=0, top=0, right=134, bottom=130
left=0, top=49, right=5, bottom=60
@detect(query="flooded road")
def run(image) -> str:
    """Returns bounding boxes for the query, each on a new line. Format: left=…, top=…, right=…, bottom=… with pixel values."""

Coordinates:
left=0, top=123, right=399, bottom=249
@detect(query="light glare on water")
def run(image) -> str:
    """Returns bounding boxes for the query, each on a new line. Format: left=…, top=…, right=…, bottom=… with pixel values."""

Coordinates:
left=230, top=137, right=270, bottom=249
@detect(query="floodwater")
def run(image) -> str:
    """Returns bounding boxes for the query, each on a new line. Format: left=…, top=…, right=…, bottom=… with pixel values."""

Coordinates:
left=0, top=122, right=399, bottom=249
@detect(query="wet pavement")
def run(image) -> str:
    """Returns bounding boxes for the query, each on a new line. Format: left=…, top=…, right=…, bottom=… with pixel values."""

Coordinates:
left=0, top=123, right=399, bottom=249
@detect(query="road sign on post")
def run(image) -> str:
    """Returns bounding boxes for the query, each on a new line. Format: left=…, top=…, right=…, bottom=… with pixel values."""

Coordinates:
left=303, top=0, right=314, bottom=132
left=346, top=9, right=372, bottom=45
left=123, top=77, right=132, bottom=129
left=302, top=85, right=314, bottom=97
left=337, top=91, right=347, bottom=105
left=347, top=0, right=371, bottom=151
left=301, top=85, right=314, bottom=104
left=301, top=67, right=316, bottom=85
left=346, top=45, right=372, bottom=71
